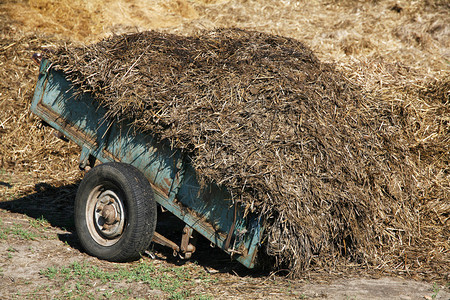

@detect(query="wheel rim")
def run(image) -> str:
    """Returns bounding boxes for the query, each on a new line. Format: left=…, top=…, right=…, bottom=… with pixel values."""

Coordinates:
left=86, top=185, right=126, bottom=246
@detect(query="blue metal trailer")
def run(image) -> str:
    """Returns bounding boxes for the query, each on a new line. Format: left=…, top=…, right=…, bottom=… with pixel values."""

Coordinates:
left=31, top=57, right=263, bottom=268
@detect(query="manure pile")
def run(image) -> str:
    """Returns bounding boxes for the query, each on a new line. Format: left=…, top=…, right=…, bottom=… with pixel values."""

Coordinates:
left=49, top=29, right=448, bottom=278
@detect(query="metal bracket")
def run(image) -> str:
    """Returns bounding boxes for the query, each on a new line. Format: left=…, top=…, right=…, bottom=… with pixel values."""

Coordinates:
left=151, top=225, right=197, bottom=259
left=224, top=202, right=238, bottom=252
left=180, top=225, right=197, bottom=259
left=79, top=146, right=96, bottom=171
left=53, top=131, right=69, bottom=142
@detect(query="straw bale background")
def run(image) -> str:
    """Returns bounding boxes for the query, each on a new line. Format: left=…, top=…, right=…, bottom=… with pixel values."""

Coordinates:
left=1, top=0, right=448, bottom=282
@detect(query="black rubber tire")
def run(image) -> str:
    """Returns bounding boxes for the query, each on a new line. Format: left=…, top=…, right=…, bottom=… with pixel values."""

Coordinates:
left=74, top=162, right=157, bottom=262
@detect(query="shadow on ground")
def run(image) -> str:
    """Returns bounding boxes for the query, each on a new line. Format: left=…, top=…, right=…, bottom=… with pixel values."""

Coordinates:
left=0, top=182, right=83, bottom=251
left=0, top=182, right=79, bottom=230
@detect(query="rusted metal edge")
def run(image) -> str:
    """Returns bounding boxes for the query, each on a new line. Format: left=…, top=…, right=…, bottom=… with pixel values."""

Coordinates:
left=35, top=100, right=99, bottom=150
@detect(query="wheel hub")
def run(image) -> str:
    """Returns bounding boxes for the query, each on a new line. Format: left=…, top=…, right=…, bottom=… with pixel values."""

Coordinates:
left=93, top=191, right=125, bottom=239
left=100, top=202, right=117, bottom=225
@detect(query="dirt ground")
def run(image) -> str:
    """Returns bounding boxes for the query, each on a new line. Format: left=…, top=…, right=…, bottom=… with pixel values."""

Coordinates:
left=1, top=0, right=448, bottom=298
left=0, top=208, right=448, bottom=299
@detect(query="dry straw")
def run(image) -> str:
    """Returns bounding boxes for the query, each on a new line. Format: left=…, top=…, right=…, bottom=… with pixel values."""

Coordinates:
left=48, top=28, right=448, bottom=279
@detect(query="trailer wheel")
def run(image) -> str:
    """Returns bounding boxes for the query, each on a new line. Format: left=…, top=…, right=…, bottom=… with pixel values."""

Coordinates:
left=75, top=162, right=157, bottom=262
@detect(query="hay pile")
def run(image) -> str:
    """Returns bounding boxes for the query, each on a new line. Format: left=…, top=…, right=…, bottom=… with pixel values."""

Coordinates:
left=0, top=11, right=81, bottom=200
left=48, top=29, right=447, bottom=278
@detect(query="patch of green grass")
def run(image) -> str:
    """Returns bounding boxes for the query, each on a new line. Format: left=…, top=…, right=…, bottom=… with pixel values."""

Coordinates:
left=194, top=295, right=214, bottom=300
left=29, top=215, right=50, bottom=230
left=7, top=223, right=39, bottom=240
left=42, top=266, right=58, bottom=280
left=431, top=282, right=440, bottom=299
left=40, top=260, right=214, bottom=299
left=0, top=221, right=46, bottom=240
left=0, top=218, right=5, bottom=239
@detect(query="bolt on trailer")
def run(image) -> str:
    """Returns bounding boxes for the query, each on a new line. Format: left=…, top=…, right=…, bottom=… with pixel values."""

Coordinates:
left=30, top=56, right=263, bottom=267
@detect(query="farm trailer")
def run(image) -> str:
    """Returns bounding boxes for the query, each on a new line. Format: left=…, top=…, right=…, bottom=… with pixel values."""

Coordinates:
left=30, top=56, right=263, bottom=268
